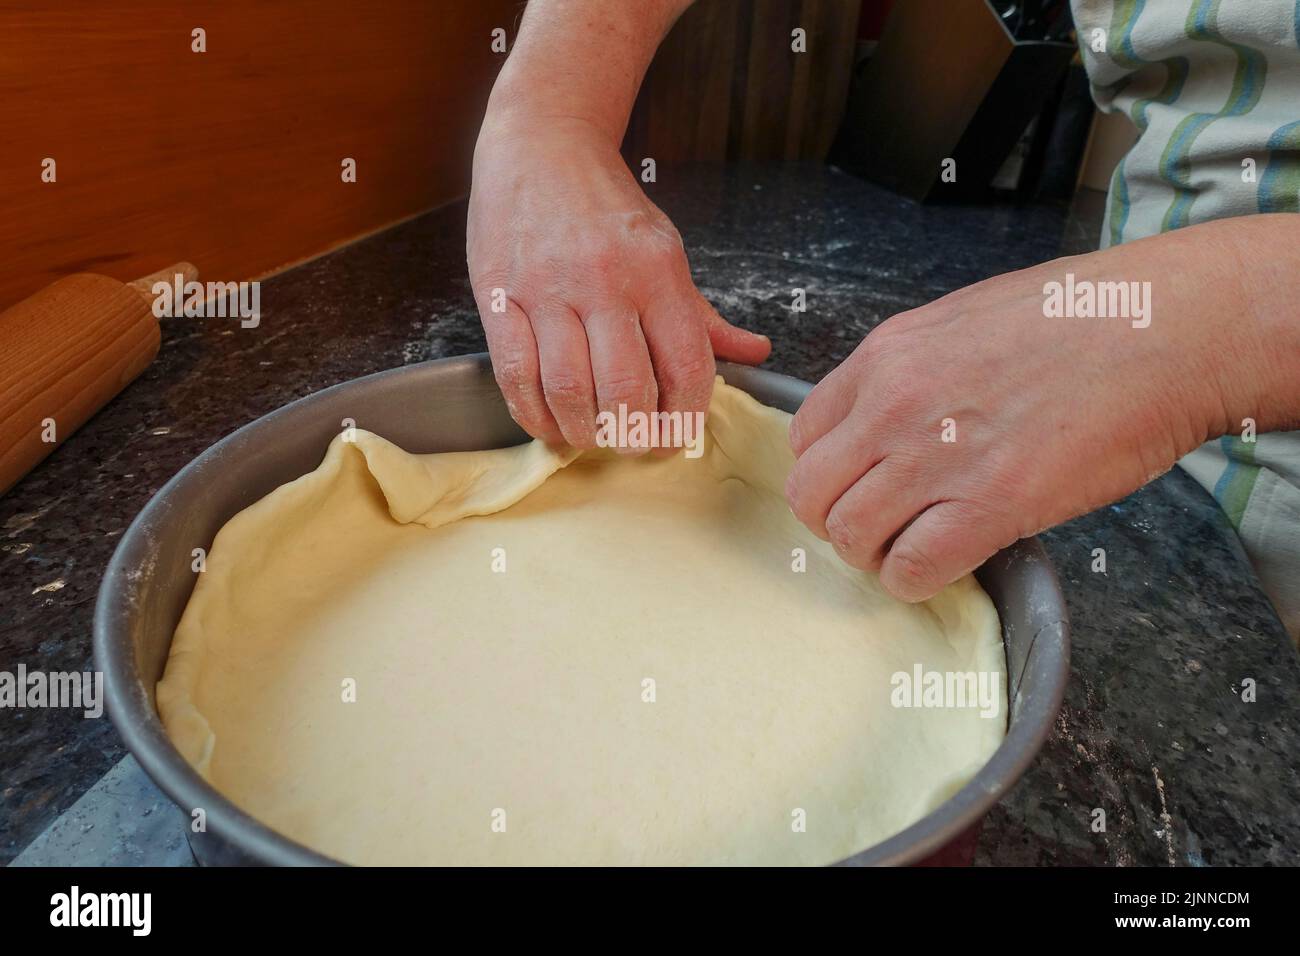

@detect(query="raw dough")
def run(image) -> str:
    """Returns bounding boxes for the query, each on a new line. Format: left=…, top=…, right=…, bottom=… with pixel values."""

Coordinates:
left=157, top=381, right=1005, bottom=865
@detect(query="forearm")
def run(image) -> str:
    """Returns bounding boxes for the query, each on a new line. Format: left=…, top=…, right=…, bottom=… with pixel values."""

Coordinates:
left=484, top=0, right=693, bottom=145
left=1129, top=213, right=1300, bottom=439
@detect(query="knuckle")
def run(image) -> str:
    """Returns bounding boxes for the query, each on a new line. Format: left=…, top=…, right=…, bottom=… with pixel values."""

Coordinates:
left=600, top=370, right=655, bottom=410
left=573, top=241, right=625, bottom=279
left=859, top=319, right=915, bottom=368
left=510, top=399, right=549, bottom=429
left=646, top=237, right=685, bottom=271
left=873, top=374, right=922, bottom=418
left=788, top=414, right=809, bottom=454
left=785, top=468, right=820, bottom=532
left=889, top=539, right=942, bottom=589
left=471, top=263, right=522, bottom=302
left=507, top=400, right=549, bottom=432
left=494, top=354, right=536, bottom=394
left=542, top=375, right=593, bottom=410
left=658, top=352, right=715, bottom=410
left=784, top=469, right=805, bottom=515
left=860, top=326, right=895, bottom=360
left=625, top=208, right=681, bottom=244
left=553, top=408, right=596, bottom=447
left=825, top=510, right=861, bottom=555
left=470, top=263, right=513, bottom=291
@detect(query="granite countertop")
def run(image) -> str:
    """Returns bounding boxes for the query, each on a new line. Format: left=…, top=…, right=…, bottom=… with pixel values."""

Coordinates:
left=2, top=163, right=1297, bottom=866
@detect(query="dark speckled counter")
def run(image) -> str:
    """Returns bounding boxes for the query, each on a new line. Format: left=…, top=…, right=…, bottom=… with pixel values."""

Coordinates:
left=2, top=163, right=1297, bottom=865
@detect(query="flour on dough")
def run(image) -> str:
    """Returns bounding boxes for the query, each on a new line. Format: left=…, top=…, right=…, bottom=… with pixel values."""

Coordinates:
left=157, top=380, right=1005, bottom=865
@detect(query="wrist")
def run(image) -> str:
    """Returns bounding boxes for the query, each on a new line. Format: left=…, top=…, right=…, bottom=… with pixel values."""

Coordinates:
left=1110, top=223, right=1282, bottom=449
left=1170, top=217, right=1300, bottom=441
left=479, top=72, right=621, bottom=153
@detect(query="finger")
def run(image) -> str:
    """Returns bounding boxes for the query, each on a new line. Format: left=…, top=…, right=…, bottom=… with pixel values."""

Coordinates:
left=641, top=296, right=715, bottom=421
left=823, top=456, right=930, bottom=572
left=702, top=297, right=771, bottom=365
left=788, top=364, right=857, bottom=458
left=785, top=414, right=882, bottom=540
left=879, top=500, right=1004, bottom=603
left=479, top=295, right=563, bottom=444
left=582, top=305, right=658, bottom=455
left=532, top=305, right=599, bottom=448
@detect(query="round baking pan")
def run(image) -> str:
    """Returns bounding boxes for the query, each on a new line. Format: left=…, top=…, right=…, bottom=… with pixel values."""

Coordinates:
left=93, top=353, right=1069, bottom=866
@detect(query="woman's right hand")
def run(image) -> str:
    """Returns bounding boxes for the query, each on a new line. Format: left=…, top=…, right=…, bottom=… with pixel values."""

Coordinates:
left=467, top=115, right=770, bottom=449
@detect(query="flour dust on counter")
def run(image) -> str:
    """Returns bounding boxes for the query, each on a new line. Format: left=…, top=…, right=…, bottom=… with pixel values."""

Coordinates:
left=156, top=381, right=1006, bottom=865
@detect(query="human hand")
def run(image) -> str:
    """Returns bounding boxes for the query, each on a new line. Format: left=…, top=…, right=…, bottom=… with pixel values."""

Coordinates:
left=467, top=116, right=769, bottom=449
left=785, top=242, right=1248, bottom=602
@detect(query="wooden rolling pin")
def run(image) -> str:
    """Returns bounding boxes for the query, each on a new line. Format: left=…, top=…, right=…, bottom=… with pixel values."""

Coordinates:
left=0, top=262, right=196, bottom=497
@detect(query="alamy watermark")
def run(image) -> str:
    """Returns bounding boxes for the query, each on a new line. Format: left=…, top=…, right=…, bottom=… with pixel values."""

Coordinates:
left=595, top=404, right=706, bottom=458
left=1042, top=272, right=1151, bottom=328
left=151, top=272, right=260, bottom=328
left=0, top=664, right=103, bottom=718
left=50, top=886, right=150, bottom=936
left=890, top=665, right=1001, bottom=719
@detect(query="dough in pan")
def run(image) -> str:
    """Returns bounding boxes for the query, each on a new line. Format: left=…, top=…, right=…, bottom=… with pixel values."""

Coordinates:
left=157, top=381, right=1005, bottom=865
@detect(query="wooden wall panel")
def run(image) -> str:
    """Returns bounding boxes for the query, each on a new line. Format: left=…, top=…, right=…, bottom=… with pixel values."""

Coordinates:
left=626, top=0, right=860, bottom=163
left=0, top=1, right=520, bottom=309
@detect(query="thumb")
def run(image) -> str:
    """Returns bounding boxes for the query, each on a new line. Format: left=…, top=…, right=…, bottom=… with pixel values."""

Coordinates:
left=702, top=300, right=771, bottom=365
